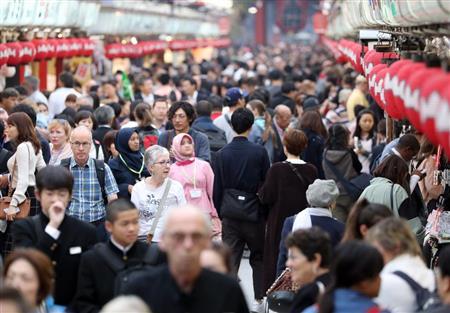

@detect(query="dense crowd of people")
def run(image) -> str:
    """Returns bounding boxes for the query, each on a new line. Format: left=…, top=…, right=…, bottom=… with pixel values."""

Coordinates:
left=0, top=43, right=448, bottom=313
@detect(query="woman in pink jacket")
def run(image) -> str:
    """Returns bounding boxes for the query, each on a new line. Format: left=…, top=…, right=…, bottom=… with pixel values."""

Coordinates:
left=169, top=133, right=221, bottom=239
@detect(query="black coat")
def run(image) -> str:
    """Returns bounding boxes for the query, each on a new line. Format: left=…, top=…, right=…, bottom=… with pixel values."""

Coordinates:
left=124, top=265, right=249, bottom=313
left=73, top=240, right=152, bottom=313
left=213, top=136, right=270, bottom=213
left=11, top=213, right=98, bottom=306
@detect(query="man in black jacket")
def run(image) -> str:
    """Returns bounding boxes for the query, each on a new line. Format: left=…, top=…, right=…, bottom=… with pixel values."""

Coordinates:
left=269, top=81, right=297, bottom=114
left=12, top=166, right=98, bottom=306
left=213, top=108, right=270, bottom=312
left=73, top=198, right=159, bottom=313
left=124, top=205, right=249, bottom=313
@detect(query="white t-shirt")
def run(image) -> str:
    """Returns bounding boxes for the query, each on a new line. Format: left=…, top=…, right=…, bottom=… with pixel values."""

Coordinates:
left=48, top=87, right=81, bottom=118
left=131, top=178, right=186, bottom=241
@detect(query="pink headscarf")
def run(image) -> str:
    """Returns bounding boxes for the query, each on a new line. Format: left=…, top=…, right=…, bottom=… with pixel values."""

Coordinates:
left=172, top=133, right=195, bottom=164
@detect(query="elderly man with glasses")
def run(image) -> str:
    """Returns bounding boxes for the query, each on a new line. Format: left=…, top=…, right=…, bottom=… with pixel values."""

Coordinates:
left=60, top=126, right=119, bottom=240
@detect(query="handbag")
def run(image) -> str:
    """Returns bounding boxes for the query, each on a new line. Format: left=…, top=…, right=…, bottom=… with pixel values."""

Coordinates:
left=0, top=144, right=32, bottom=220
left=220, top=188, right=260, bottom=222
left=266, top=268, right=300, bottom=313
left=324, top=153, right=372, bottom=201
left=146, top=179, right=172, bottom=244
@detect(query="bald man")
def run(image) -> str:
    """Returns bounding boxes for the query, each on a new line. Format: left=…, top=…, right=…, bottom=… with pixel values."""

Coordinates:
left=60, top=126, right=118, bottom=240
left=125, top=206, right=249, bottom=313
left=270, top=104, right=291, bottom=162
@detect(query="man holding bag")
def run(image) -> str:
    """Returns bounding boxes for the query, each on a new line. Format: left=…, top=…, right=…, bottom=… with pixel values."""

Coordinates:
left=213, top=107, right=270, bottom=313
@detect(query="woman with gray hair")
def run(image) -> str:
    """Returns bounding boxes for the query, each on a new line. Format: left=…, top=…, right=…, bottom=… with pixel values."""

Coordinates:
left=292, top=179, right=345, bottom=247
left=130, top=145, right=186, bottom=242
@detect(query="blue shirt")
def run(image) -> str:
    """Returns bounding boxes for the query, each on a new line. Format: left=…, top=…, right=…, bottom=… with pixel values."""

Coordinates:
left=68, top=158, right=119, bottom=222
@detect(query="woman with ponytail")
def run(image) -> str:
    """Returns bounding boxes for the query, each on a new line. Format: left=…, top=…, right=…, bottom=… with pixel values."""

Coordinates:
left=322, top=124, right=362, bottom=222
left=304, top=241, right=385, bottom=313
left=341, top=199, right=392, bottom=242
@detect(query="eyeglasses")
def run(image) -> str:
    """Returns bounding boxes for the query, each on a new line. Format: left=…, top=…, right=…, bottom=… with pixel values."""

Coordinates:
left=71, top=141, right=91, bottom=149
left=168, top=232, right=207, bottom=244
left=154, top=160, right=171, bottom=166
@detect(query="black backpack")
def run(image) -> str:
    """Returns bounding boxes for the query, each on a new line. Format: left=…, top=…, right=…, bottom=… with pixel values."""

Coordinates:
left=60, top=158, right=107, bottom=204
left=393, top=271, right=442, bottom=312
left=193, top=126, right=227, bottom=153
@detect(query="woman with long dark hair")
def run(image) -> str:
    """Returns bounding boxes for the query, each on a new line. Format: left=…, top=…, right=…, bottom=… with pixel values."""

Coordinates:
left=299, top=110, right=328, bottom=178
left=322, top=124, right=362, bottom=222
left=352, top=109, right=376, bottom=174
left=5, top=112, right=46, bottom=218
left=1, top=113, right=46, bottom=254
left=341, top=199, right=392, bottom=242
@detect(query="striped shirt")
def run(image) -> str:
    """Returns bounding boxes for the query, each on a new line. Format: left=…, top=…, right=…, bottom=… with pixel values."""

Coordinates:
left=68, top=158, right=119, bottom=222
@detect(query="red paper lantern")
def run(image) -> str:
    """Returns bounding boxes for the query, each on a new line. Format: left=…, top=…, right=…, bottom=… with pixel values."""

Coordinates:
left=383, top=60, right=412, bottom=120
left=33, top=39, right=49, bottom=60
left=56, top=39, right=70, bottom=59
left=404, top=68, right=441, bottom=131
left=0, top=44, right=9, bottom=66
left=105, top=43, right=121, bottom=59
left=353, top=43, right=364, bottom=74
left=67, top=38, right=82, bottom=57
left=82, top=39, right=95, bottom=57
left=6, top=42, right=22, bottom=65
left=45, top=39, right=57, bottom=59
left=19, top=41, right=36, bottom=64
left=394, top=62, right=425, bottom=120
left=374, top=68, right=389, bottom=111
left=435, top=81, right=450, bottom=157
left=419, top=72, right=449, bottom=146
left=368, top=64, right=387, bottom=100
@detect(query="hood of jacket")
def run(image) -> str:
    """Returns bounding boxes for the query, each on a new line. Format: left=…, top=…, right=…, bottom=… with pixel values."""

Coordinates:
left=324, top=149, right=350, bottom=164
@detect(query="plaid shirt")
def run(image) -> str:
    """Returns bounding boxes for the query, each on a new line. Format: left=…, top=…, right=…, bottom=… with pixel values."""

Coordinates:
left=68, top=158, right=119, bottom=222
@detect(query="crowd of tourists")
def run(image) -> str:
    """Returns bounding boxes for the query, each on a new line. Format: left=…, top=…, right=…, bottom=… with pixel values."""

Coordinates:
left=0, top=43, right=448, bottom=313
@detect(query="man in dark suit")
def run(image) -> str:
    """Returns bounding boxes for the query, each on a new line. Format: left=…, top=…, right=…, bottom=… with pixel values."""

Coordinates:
left=12, top=166, right=98, bottom=306
left=213, top=108, right=270, bottom=312
left=124, top=205, right=249, bottom=313
left=73, top=198, right=158, bottom=313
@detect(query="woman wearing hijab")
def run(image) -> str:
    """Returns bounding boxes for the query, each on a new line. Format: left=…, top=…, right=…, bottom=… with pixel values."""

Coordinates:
left=108, top=128, right=149, bottom=199
left=168, top=133, right=221, bottom=239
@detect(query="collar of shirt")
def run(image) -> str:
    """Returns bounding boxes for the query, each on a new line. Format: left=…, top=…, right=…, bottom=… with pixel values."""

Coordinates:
left=110, top=237, right=133, bottom=254
left=70, top=157, right=93, bottom=168
left=273, top=119, right=284, bottom=137
left=286, top=158, right=306, bottom=164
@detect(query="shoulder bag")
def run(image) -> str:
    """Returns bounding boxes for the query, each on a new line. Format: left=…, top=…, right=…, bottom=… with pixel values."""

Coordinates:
left=323, top=151, right=372, bottom=201
left=0, top=143, right=32, bottom=220
left=146, top=179, right=172, bottom=244
left=284, top=161, right=307, bottom=186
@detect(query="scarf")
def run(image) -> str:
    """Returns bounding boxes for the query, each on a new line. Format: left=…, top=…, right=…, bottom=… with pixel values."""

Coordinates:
left=292, top=207, right=333, bottom=231
left=172, top=133, right=195, bottom=165
left=115, top=128, right=144, bottom=173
